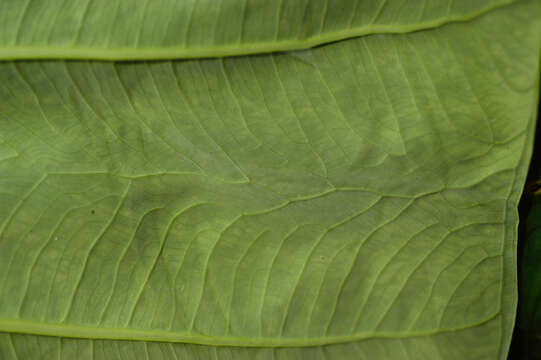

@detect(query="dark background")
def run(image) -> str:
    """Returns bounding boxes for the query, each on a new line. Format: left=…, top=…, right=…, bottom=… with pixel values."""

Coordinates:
left=508, top=94, right=541, bottom=359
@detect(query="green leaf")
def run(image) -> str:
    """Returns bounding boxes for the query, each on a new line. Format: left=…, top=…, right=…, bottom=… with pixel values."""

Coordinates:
left=0, top=0, right=540, bottom=359
left=0, top=0, right=518, bottom=60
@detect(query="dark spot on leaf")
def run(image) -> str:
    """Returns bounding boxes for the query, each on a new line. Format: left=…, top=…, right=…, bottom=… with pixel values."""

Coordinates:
left=91, top=210, right=95, bottom=214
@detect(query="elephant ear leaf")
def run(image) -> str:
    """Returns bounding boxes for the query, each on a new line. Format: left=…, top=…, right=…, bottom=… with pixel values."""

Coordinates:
left=0, top=0, right=540, bottom=360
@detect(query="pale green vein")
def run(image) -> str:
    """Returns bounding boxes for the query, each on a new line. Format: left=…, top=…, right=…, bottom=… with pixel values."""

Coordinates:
left=0, top=0, right=516, bottom=60
left=0, top=311, right=500, bottom=347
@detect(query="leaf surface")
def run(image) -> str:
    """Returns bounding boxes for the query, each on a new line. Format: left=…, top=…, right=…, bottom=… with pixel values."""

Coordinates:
left=0, top=0, right=540, bottom=359
left=0, top=0, right=518, bottom=59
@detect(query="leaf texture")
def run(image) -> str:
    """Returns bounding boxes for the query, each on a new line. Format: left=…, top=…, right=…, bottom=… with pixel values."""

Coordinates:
left=0, top=0, right=518, bottom=59
left=0, top=0, right=540, bottom=359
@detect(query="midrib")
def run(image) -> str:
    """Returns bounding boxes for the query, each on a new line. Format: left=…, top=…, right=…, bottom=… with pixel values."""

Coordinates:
left=0, top=313, right=499, bottom=347
left=0, top=0, right=516, bottom=61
